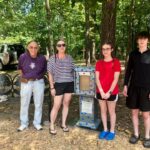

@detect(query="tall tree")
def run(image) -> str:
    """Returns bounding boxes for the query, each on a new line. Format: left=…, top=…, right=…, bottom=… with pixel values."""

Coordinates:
left=84, top=0, right=92, bottom=65
left=101, top=0, right=118, bottom=51
left=126, top=0, right=135, bottom=54
left=45, top=0, right=52, bottom=54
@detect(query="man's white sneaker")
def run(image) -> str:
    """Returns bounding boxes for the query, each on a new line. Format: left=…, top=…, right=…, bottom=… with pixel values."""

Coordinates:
left=34, top=125, right=43, bottom=131
left=17, top=125, right=27, bottom=132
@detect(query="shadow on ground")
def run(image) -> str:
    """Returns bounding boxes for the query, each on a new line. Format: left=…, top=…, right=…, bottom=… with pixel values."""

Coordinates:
left=0, top=93, right=147, bottom=150
left=0, top=67, right=147, bottom=150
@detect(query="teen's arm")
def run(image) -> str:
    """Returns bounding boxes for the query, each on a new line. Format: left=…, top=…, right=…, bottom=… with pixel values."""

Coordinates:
left=123, top=53, right=133, bottom=97
left=105, top=72, right=120, bottom=99
left=109, top=72, right=120, bottom=93
left=124, top=55, right=133, bottom=86
left=95, top=71, right=105, bottom=99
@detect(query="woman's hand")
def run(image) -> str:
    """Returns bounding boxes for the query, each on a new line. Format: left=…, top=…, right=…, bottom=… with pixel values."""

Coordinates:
left=123, top=85, right=128, bottom=97
left=100, top=91, right=106, bottom=99
left=104, top=92, right=111, bottom=99
left=148, top=93, right=150, bottom=101
left=50, top=88, right=56, bottom=97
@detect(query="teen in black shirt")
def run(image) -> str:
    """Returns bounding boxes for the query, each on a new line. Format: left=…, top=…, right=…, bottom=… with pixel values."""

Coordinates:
left=123, top=31, right=150, bottom=148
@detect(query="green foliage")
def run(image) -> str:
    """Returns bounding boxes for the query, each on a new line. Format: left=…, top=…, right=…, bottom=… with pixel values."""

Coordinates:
left=116, top=0, right=150, bottom=59
left=0, top=0, right=149, bottom=60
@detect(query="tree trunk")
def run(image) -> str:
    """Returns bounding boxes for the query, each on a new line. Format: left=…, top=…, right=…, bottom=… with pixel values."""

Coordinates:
left=45, top=0, right=52, bottom=55
left=101, top=0, right=118, bottom=51
left=91, top=11, right=97, bottom=62
left=84, top=1, right=92, bottom=66
left=126, top=0, right=135, bottom=55
left=31, top=0, right=35, bottom=8
left=92, top=40, right=96, bottom=62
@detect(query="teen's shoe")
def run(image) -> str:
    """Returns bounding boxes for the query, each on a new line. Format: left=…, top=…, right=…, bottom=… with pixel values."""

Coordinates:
left=17, top=125, right=28, bottom=132
left=98, top=131, right=109, bottom=139
left=105, top=132, right=116, bottom=140
left=34, top=124, right=43, bottom=131
left=129, top=134, right=140, bottom=144
left=143, top=138, right=150, bottom=148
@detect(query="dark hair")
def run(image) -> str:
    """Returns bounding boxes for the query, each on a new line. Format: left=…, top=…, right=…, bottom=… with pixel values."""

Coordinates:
left=101, top=41, right=114, bottom=49
left=100, top=41, right=114, bottom=58
left=54, top=38, right=66, bottom=53
left=136, top=31, right=150, bottom=41
left=56, top=38, right=65, bottom=44
left=54, top=38, right=66, bottom=62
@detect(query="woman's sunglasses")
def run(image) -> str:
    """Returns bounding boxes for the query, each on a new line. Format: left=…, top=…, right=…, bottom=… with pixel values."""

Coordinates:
left=57, top=44, right=66, bottom=47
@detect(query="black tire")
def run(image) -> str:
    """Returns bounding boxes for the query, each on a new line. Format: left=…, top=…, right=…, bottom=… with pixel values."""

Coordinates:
left=0, top=61, right=4, bottom=70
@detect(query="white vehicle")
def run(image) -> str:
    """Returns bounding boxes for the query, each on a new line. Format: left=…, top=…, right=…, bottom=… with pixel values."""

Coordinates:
left=0, top=44, right=25, bottom=70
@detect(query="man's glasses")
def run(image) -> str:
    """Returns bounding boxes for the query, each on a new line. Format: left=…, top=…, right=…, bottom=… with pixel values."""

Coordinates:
left=29, top=46, right=38, bottom=50
left=57, top=44, right=66, bottom=47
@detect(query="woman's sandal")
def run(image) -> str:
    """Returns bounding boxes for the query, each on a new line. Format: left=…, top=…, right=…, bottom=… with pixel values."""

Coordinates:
left=61, top=126, right=69, bottom=132
left=49, top=128, right=57, bottom=135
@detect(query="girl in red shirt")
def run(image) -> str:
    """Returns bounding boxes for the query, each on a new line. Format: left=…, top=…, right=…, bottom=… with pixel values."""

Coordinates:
left=95, top=42, right=121, bottom=140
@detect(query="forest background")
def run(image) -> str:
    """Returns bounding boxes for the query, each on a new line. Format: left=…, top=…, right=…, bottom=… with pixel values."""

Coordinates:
left=0, top=0, right=150, bottom=65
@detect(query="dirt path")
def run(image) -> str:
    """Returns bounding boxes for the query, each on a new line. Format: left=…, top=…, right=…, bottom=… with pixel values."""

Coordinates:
left=0, top=94, right=148, bottom=150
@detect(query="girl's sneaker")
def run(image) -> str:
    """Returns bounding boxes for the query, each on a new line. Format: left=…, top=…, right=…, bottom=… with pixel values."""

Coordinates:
left=105, top=132, right=116, bottom=140
left=99, top=131, right=109, bottom=139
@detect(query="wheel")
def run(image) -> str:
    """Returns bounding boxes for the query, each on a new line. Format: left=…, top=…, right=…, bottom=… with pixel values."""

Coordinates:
left=0, top=61, right=4, bottom=70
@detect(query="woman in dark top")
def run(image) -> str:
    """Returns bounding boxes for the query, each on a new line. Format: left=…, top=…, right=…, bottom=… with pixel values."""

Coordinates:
left=123, top=31, right=150, bottom=148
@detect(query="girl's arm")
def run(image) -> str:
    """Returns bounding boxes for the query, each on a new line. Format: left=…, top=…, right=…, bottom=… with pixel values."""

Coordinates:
left=105, top=72, right=120, bottom=99
left=108, top=72, right=120, bottom=93
left=95, top=71, right=105, bottom=99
